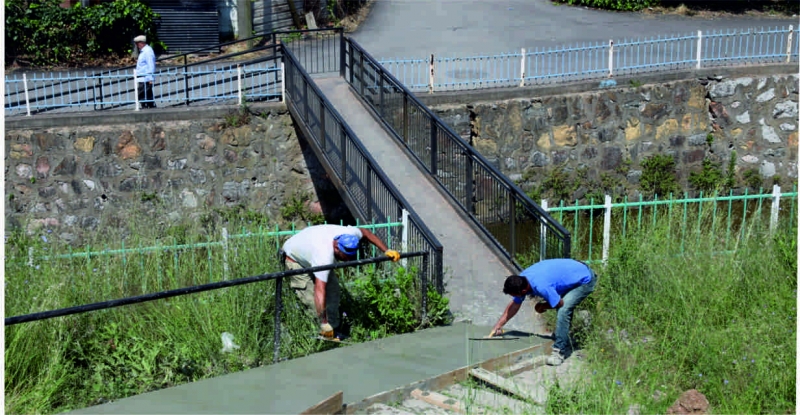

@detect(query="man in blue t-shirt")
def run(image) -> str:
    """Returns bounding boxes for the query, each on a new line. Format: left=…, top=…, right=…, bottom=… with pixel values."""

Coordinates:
left=489, top=258, right=596, bottom=366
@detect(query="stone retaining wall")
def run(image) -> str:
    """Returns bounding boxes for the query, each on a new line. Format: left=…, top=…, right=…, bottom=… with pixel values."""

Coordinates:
left=4, top=106, right=348, bottom=243
left=430, top=73, right=798, bottom=201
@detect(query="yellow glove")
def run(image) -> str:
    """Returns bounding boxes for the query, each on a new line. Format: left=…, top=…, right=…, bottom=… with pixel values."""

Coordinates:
left=487, top=328, right=504, bottom=338
left=385, top=250, right=401, bottom=262
left=319, top=323, right=334, bottom=339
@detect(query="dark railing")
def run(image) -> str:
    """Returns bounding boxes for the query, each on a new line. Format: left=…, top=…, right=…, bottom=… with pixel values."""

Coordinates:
left=4, top=28, right=343, bottom=116
left=281, top=41, right=445, bottom=300
left=6, top=252, right=428, bottom=363
left=342, top=38, right=572, bottom=267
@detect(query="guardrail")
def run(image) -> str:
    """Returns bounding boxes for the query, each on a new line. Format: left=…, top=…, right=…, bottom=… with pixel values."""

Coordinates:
left=5, top=250, right=428, bottom=364
left=281, top=39, right=445, bottom=311
left=377, top=25, right=798, bottom=92
left=343, top=37, right=571, bottom=268
left=544, top=185, right=797, bottom=264
left=4, top=28, right=343, bottom=117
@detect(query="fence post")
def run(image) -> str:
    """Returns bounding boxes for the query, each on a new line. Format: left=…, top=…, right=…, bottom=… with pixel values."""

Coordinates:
left=519, top=48, right=526, bottom=87
left=540, top=200, right=548, bottom=260
left=237, top=65, right=243, bottom=106
left=222, top=227, right=230, bottom=278
left=786, top=25, right=794, bottom=63
left=280, top=62, right=286, bottom=103
left=28, top=247, right=34, bottom=268
left=602, top=195, right=612, bottom=267
left=339, top=30, right=346, bottom=78
left=770, top=184, right=781, bottom=233
left=696, top=30, right=703, bottom=69
left=273, top=277, right=283, bottom=363
left=608, top=40, right=614, bottom=78
left=319, top=96, right=326, bottom=150
left=401, top=209, right=409, bottom=268
left=134, top=69, right=140, bottom=111
left=23, top=73, right=31, bottom=117
left=428, top=53, right=435, bottom=94
left=430, top=120, right=438, bottom=176
left=402, top=93, right=409, bottom=143
left=341, top=124, right=347, bottom=184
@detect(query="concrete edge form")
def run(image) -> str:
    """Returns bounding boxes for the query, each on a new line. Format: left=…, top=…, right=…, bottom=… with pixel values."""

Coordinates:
left=414, top=63, right=799, bottom=107
left=342, top=340, right=552, bottom=414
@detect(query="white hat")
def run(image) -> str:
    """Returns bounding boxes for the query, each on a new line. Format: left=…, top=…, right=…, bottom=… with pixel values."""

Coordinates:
left=134, top=35, right=146, bottom=43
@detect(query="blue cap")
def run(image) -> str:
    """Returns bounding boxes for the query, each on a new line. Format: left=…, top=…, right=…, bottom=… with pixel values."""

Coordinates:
left=335, top=234, right=360, bottom=256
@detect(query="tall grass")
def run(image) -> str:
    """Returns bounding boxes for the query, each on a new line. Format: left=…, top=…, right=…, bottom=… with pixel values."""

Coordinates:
left=4, top=209, right=450, bottom=414
left=544, top=203, right=797, bottom=414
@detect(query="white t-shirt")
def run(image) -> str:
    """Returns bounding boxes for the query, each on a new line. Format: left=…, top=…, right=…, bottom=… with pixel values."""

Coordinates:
left=282, top=224, right=363, bottom=282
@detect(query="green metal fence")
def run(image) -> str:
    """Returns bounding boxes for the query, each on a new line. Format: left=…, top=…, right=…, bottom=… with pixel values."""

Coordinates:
left=541, top=185, right=798, bottom=265
left=15, top=219, right=405, bottom=304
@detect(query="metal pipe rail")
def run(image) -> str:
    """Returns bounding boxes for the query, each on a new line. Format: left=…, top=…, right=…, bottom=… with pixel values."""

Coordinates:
left=6, top=251, right=428, bottom=363
left=342, top=37, right=572, bottom=267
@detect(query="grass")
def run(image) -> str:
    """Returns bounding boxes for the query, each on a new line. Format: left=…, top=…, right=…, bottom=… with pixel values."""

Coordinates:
left=533, top=205, right=797, bottom=413
left=4, top=208, right=450, bottom=414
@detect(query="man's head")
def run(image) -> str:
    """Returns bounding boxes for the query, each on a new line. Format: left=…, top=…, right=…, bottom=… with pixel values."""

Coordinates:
left=134, top=35, right=147, bottom=48
left=333, top=234, right=360, bottom=260
left=503, top=275, right=530, bottom=297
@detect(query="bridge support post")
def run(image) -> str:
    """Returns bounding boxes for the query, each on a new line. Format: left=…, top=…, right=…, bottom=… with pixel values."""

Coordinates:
left=340, top=31, right=346, bottom=78
left=430, top=120, right=438, bottom=176
left=341, top=124, right=347, bottom=184
left=402, top=94, right=409, bottom=143
left=319, top=96, right=326, bottom=150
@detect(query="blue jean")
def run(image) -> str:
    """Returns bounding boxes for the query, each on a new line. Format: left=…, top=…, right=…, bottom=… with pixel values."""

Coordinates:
left=553, top=269, right=596, bottom=355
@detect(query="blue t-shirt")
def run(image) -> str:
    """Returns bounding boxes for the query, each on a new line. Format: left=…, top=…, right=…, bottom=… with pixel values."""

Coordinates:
left=512, top=259, right=593, bottom=308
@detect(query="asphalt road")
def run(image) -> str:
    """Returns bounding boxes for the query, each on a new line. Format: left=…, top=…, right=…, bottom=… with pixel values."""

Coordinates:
left=350, top=0, right=797, bottom=59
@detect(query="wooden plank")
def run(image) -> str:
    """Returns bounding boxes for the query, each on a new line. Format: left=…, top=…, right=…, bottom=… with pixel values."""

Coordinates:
left=496, top=355, right=548, bottom=378
left=469, top=368, right=544, bottom=406
left=410, top=389, right=465, bottom=413
left=300, top=390, right=344, bottom=415
left=342, top=342, right=549, bottom=414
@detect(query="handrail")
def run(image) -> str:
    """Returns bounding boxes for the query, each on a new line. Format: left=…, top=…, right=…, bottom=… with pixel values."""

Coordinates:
left=344, top=37, right=571, bottom=265
left=281, top=42, right=445, bottom=297
left=7, top=251, right=428, bottom=363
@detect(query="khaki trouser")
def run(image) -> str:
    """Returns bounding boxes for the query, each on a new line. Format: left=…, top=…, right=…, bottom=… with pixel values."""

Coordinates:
left=285, top=260, right=341, bottom=330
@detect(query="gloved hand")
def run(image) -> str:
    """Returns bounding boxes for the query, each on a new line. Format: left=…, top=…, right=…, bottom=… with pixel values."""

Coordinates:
left=487, top=328, right=504, bottom=338
left=319, top=323, right=334, bottom=339
left=385, top=250, right=401, bottom=262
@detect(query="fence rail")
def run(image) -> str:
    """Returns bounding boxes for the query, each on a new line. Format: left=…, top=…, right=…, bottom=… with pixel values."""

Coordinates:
left=344, top=38, right=571, bottom=268
left=377, top=25, right=798, bottom=92
left=4, top=28, right=343, bottom=117
left=544, top=185, right=798, bottom=265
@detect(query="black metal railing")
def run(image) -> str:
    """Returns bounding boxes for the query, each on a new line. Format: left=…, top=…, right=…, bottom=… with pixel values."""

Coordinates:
left=4, top=28, right=343, bottom=116
left=342, top=38, right=572, bottom=267
left=5, top=252, right=428, bottom=363
left=281, top=42, right=445, bottom=299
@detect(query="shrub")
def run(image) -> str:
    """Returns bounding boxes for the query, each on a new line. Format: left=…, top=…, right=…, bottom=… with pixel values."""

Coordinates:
left=553, top=0, right=659, bottom=12
left=5, top=0, right=162, bottom=66
left=640, top=154, right=678, bottom=197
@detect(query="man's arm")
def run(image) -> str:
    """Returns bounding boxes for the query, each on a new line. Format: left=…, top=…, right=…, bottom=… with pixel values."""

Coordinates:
left=489, top=300, right=521, bottom=337
left=314, top=278, right=328, bottom=323
left=359, top=227, right=400, bottom=261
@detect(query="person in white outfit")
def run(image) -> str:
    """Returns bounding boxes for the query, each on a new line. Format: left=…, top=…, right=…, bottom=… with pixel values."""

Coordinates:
left=134, top=35, right=156, bottom=109
left=281, top=224, right=400, bottom=341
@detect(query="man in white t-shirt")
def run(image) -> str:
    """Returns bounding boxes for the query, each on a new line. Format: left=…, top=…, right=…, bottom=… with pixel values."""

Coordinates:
left=281, top=224, right=401, bottom=340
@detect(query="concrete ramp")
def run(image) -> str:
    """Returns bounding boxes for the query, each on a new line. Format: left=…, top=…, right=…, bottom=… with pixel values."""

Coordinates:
left=314, top=77, right=543, bottom=333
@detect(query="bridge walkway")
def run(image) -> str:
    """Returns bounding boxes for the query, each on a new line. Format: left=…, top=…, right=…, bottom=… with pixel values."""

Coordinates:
left=313, top=76, right=543, bottom=332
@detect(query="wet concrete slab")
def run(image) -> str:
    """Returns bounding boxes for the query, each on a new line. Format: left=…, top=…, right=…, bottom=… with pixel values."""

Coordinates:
left=67, top=324, right=548, bottom=415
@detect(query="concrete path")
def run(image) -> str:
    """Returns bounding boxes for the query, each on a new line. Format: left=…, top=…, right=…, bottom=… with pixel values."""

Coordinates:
left=66, top=323, right=549, bottom=414
left=351, top=0, right=796, bottom=59
left=315, top=76, right=544, bottom=332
